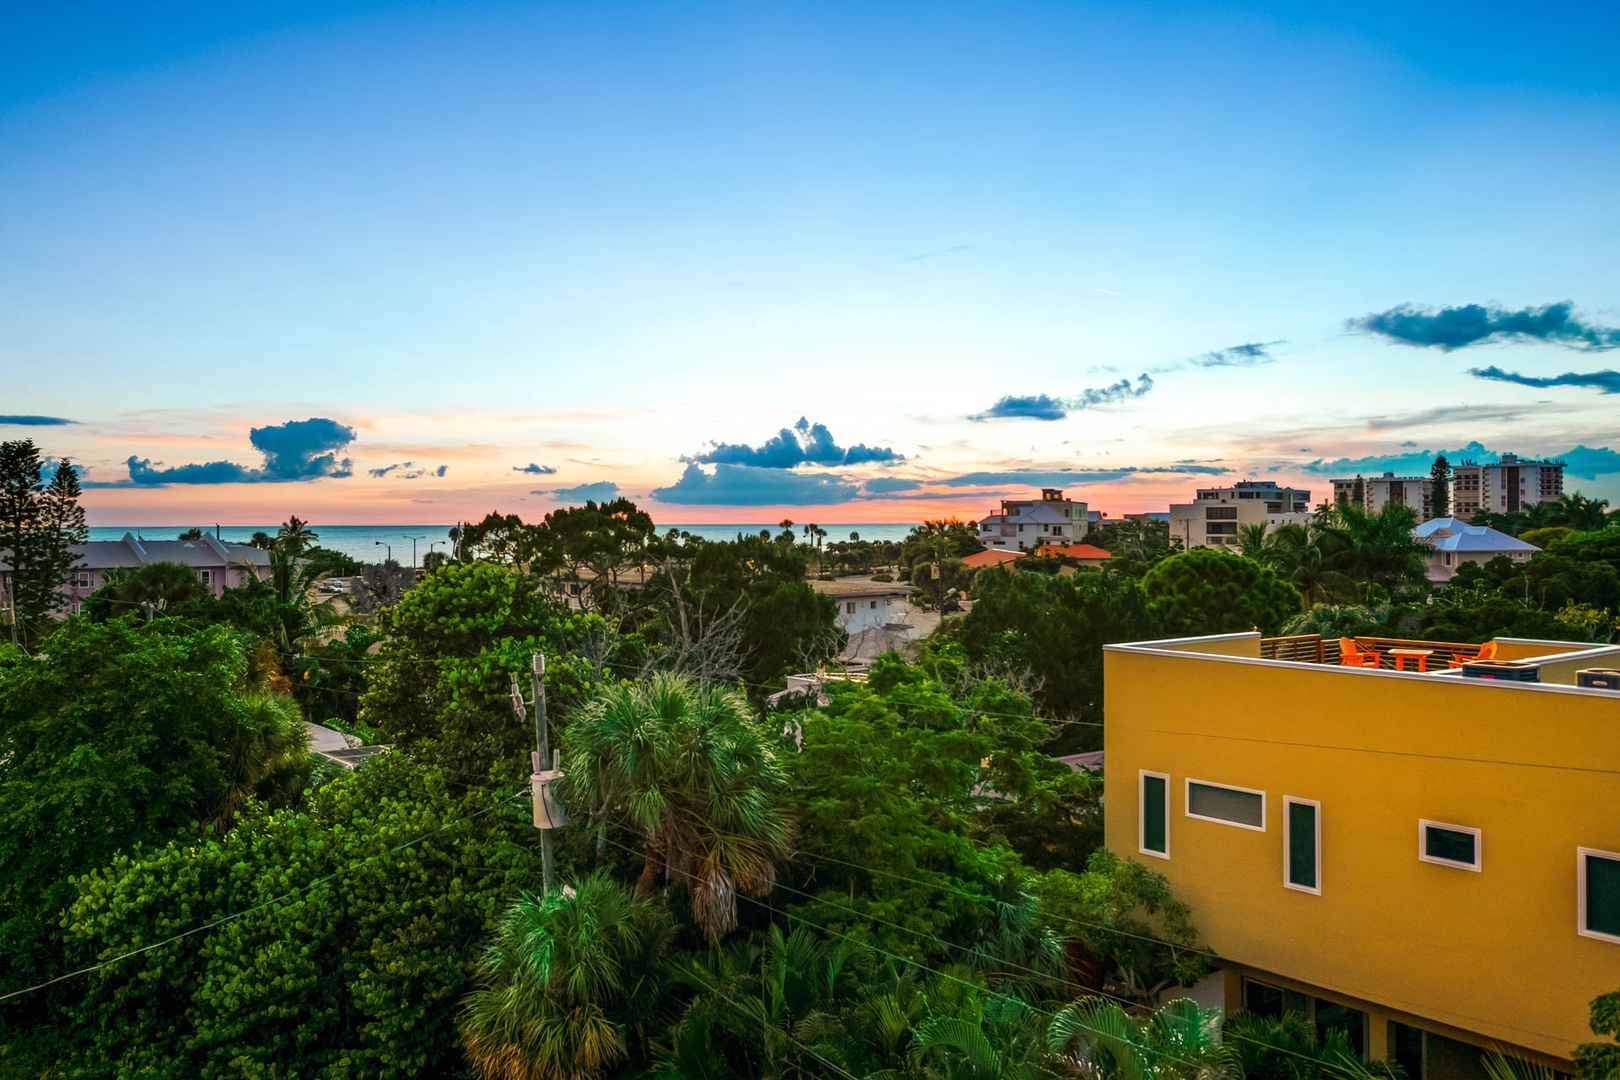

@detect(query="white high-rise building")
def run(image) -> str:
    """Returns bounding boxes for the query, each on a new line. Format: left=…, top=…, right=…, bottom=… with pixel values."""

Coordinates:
left=1168, top=481, right=1313, bottom=550
left=1450, top=454, right=1565, bottom=518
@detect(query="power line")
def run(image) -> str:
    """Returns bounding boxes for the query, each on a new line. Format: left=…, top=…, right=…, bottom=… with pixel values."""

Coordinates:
left=0, top=788, right=528, bottom=1004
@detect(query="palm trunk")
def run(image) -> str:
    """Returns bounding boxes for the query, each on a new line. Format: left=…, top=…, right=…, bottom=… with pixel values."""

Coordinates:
left=635, top=844, right=666, bottom=897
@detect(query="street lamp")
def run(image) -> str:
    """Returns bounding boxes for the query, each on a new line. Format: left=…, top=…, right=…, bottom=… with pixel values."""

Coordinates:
left=375, top=540, right=392, bottom=563
left=428, top=540, right=444, bottom=560
left=404, top=535, right=427, bottom=569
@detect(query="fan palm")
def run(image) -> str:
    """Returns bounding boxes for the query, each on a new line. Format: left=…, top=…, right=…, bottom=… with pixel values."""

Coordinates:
left=562, top=674, right=792, bottom=942
left=460, top=873, right=676, bottom=1080
left=1049, top=997, right=1236, bottom=1080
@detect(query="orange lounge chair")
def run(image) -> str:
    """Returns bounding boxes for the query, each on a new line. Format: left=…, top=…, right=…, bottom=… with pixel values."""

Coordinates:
left=1339, top=637, right=1379, bottom=668
left=1449, top=641, right=1498, bottom=669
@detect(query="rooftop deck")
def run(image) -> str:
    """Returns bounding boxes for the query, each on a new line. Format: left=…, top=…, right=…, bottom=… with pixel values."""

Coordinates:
left=1130, top=631, right=1620, bottom=691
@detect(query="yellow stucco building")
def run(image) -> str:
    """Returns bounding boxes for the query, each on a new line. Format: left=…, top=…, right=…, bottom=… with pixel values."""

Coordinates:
left=1103, top=632, right=1620, bottom=1076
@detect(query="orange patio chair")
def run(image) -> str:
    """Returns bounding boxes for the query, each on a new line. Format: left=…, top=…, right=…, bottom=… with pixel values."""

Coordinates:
left=1449, top=641, right=1498, bottom=669
left=1338, top=637, right=1379, bottom=668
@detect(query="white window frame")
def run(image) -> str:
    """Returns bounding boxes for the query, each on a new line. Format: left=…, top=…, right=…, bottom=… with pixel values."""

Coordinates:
left=1138, top=770, right=1170, bottom=860
left=199, top=568, right=213, bottom=586
left=1578, top=847, right=1620, bottom=944
left=1418, top=819, right=1481, bottom=872
left=1283, top=796, right=1322, bottom=895
left=1185, top=777, right=1267, bottom=832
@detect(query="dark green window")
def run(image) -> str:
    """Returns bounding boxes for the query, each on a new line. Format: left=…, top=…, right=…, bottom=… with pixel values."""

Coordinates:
left=1583, top=849, right=1620, bottom=940
left=1286, top=799, right=1319, bottom=892
left=1141, top=773, right=1167, bottom=856
left=1420, top=822, right=1479, bottom=869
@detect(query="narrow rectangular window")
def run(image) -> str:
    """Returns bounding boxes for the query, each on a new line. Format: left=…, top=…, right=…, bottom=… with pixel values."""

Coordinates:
left=1580, top=848, right=1620, bottom=943
left=1186, top=779, right=1266, bottom=831
left=1284, top=798, right=1321, bottom=894
left=1419, top=820, right=1481, bottom=871
left=1139, top=771, right=1169, bottom=858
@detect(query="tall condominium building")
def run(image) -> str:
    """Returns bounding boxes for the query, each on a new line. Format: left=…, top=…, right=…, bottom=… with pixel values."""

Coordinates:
left=1168, top=481, right=1312, bottom=550
left=1331, top=473, right=1432, bottom=519
left=1450, top=454, right=1565, bottom=518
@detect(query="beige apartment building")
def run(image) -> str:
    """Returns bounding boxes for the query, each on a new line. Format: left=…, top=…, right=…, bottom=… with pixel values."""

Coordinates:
left=1168, top=481, right=1312, bottom=550
left=1450, top=454, right=1565, bottom=518
left=1332, top=473, right=1432, bottom=518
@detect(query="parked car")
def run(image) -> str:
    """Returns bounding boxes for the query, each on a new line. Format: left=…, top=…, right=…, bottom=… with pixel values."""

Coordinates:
left=320, top=577, right=346, bottom=594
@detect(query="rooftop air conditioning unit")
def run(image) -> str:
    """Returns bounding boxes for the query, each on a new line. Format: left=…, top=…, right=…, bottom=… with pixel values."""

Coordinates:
left=1576, top=669, right=1620, bottom=691
left=1461, top=660, right=1540, bottom=683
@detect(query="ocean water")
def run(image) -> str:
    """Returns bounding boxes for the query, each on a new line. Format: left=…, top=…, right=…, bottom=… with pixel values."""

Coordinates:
left=88, top=523, right=922, bottom=564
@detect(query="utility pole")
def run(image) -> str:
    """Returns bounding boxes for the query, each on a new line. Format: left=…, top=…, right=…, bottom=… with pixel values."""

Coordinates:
left=511, top=652, right=562, bottom=894
left=404, top=534, right=426, bottom=569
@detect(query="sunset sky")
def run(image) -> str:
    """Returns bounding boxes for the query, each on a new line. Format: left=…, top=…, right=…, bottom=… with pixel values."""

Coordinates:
left=4, top=1, right=1619, bottom=526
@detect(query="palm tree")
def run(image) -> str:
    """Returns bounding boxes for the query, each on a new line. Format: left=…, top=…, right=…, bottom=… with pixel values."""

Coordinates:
left=1049, top=997, right=1236, bottom=1080
left=460, top=873, right=676, bottom=1080
left=660, top=926, right=858, bottom=1079
left=562, top=674, right=792, bottom=942
left=778, top=519, right=796, bottom=544
left=1317, top=503, right=1427, bottom=600
left=1235, top=522, right=1271, bottom=561
left=208, top=640, right=310, bottom=830
left=1264, top=525, right=1353, bottom=610
left=102, top=561, right=212, bottom=612
left=248, top=545, right=340, bottom=655
left=910, top=987, right=1057, bottom=1080
left=1552, top=493, right=1611, bottom=531
left=276, top=515, right=319, bottom=555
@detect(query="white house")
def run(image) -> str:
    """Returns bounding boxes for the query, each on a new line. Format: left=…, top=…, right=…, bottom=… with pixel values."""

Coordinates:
left=978, top=488, right=1090, bottom=551
left=1412, top=517, right=1540, bottom=582
left=830, top=587, right=908, bottom=634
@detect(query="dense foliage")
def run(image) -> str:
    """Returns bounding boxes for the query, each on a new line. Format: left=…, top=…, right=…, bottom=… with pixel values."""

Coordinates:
left=0, top=620, right=311, bottom=1051
left=1142, top=548, right=1301, bottom=636
left=57, top=753, right=539, bottom=1078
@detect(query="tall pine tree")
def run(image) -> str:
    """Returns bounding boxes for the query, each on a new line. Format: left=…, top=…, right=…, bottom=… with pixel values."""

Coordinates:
left=0, top=440, right=87, bottom=647
left=1430, top=454, right=1451, bottom=520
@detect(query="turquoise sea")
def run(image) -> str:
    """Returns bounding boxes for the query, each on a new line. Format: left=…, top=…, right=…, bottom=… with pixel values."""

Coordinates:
left=87, top=523, right=921, bottom=564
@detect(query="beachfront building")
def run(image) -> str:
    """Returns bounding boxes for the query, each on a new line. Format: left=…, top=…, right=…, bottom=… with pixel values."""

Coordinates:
left=1168, top=481, right=1312, bottom=550
left=1, top=532, right=272, bottom=613
left=977, top=489, right=1090, bottom=551
left=1105, top=630, right=1620, bottom=1075
left=1332, top=473, right=1432, bottom=518
left=1450, top=454, right=1566, bottom=518
left=1412, top=517, right=1540, bottom=583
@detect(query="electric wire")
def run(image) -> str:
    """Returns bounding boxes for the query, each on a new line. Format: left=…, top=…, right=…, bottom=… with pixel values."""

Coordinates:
left=0, top=788, right=529, bottom=1004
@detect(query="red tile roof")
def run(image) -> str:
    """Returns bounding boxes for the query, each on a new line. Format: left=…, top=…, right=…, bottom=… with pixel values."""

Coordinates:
left=1032, top=542, right=1112, bottom=560
left=962, top=549, right=1027, bottom=568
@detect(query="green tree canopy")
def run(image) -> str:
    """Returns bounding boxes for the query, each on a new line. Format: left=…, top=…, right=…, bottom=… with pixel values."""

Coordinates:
left=1141, top=549, right=1300, bottom=636
left=55, top=753, right=540, bottom=1079
left=0, top=620, right=310, bottom=1020
left=358, top=561, right=610, bottom=776
left=956, top=568, right=1159, bottom=750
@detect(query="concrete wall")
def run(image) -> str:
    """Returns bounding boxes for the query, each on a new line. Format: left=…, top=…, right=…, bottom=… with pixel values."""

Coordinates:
left=1103, top=641, right=1620, bottom=1063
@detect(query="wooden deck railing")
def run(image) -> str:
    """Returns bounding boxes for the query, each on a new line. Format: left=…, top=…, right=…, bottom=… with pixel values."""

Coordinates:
left=1259, top=633, right=1486, bottom=669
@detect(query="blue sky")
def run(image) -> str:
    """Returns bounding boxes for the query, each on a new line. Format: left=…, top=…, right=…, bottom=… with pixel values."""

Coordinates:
left=3, top=1, right=1618, bottom=523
